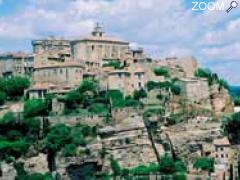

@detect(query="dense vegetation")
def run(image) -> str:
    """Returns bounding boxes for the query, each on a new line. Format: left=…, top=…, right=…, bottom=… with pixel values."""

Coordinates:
left=0, top=76, right=30, bottom=101
left=222, top=112, right=240, bottom=144
left=110, top=154, right=186, bottom=178
left=146, top=80, right=181, bottom=95
left=60, top=80, right=139, bottom=115
left=193, top=157, right=214, bottom=173
left=194, top=68, right=229, bottom=89
left=153, top=67, right=170, bottom=77
left=103, top=60, right=122, bottom=69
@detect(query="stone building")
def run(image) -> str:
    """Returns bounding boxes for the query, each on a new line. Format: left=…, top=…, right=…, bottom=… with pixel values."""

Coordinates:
left=71, top=23, right=130, bottom=69
left=32, top=37, right=71, bottom=56
left=0, top=52, right=34, bottom=78
left=28, top=37, right=84, bottom=99
left=178, top=78, right=210, bottom=103
left=212, top=137, right=231, bottom=180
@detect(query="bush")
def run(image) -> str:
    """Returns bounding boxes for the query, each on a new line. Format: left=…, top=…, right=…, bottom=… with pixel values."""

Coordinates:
left=110, top=156, right=122, bottom=176
left=24, top=99, right=48, bottom=118
left=193, top=157, right=214, bottom=172
left=133, top=89, right=147, bottom=100
left=128, top=163, right=160, bottom=175
left=0, top=91, right=6, bottom=105
left=154, top=67, right=169, bottom=77
left=0, top=77, right=30, bottom=100
left=45, top=124, right=72, bottom=153
left=159, top=154, right=175, bottom=174
left=62, top=144, right=77, bottom=157
left=0, top=140, right=29, bottom=160
left=234, top=97, right=240, bottom=106
left=88, top=103, right=108, bottom=115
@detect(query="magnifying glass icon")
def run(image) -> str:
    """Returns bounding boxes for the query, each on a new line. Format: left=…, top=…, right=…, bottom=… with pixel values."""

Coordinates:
left=226, top=1, right=238, bottom=13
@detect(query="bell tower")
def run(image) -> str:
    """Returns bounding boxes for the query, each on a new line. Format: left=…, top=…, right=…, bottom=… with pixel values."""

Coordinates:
left=92, top=22, right=104, bottom=37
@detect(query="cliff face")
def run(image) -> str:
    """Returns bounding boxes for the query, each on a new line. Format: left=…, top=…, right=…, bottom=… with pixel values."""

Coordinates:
left=210, top=85, right=234, bottom=116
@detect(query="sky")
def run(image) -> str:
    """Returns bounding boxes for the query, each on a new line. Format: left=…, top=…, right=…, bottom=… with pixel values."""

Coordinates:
left=0, top=0, right=240, bottom=85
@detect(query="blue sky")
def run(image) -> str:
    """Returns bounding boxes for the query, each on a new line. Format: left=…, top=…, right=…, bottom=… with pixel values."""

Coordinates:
left=0, top=0, right=240, bottom=85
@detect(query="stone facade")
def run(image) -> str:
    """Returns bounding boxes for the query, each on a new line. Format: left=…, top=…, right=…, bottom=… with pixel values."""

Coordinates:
left=0, top=52, right=34, bottom=78
left=178, top=78, right=210, bottom=103
left=71, top=24, right=129, bottom=67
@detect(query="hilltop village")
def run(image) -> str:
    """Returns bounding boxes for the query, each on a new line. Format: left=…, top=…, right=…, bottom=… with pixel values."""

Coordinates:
left=0, top=24, right=239, bottom=180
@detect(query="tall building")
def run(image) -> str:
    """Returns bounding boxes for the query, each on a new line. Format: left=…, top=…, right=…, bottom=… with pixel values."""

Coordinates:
left=71, top=23, right=130, bottom=69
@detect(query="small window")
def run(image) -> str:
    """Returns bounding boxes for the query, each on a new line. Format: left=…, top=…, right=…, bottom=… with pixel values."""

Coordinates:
left=216, top=154, right=218, bottom=158
left=92, top=45, right=95, bottom=51
left=221, top=154, right=224, bottom=158
left=221, top=147, right=224, bottom=151
left=138, top=82, right=142, bottom=88
left=60, top=69, right=63, bottom=74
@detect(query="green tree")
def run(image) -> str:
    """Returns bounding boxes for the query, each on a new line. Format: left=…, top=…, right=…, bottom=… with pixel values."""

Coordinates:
left=24, top=99, right=48, bottom=118
left=2, top=76, right=30, bottom=99
left=0, top=91, right=6, bottom=105
left=193, top=157, right=214, bottom=172
left=154, top=67, right=170, bottom=77
left=159, top=154, right=175, bottom=174
left=45, top=124, right=71, bottom=153
left=133, top=89, right=147, bottom=100
left=110, top=156, right=122, bottom=176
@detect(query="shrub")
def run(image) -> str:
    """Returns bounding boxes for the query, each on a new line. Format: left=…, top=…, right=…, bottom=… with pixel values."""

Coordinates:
left=133, top=89, right=147, bottom=100
left=45, top=124, right=72, bottom=153
left=62, top=144, right=77, bottom=157
left=128, top=163, right=160, bottom=175
left=154, top=67, right=169, bottom=77
left=110, top=156, right=121, bottom=176
left=24, top=99, right=48, bottom=118
left=159, top=154, right=175, bottom=174
left=193, top=157, right=214, bottom=172
left=88, top=103, right=108, bottom=115
left=234, top=97, right=240, bottom=106
left=0, top=76, right=30, bottom=100
left=0, top=91, right=6, bottom=105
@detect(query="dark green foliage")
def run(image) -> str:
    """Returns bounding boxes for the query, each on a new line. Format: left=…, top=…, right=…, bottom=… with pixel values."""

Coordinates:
left=159, top=154, right=175, bottom=174
left=146, top=81, right=181, bottom=95
left=45, top=123, right=97, bottom=156
left=193, top=157, right=214, bottom=172
left=133, top=89, right=147, bottom=100
left=0, top=76, right=30, bottom=100
left=173, top=173, right=187, bottom=180
left=234, top=97, right=240, bottom=106
left=110, top=156, right=122, bottom=176
left=45, top=124, right=72, bottom=152
left=0, top=91, right=6, bottom=105
left=0, top=112, right=40, bottom=141
left=222, top=112, right=240, bottom=143
left=89, top=103, right=108, bottom=115
left=153, top=67, right=169, bottom=77
left=0, top=140, right=29, bottom=160
left=103, top=60, right=122, bottom=69
left=24, top=99, right=48, bottom=118
left=62, top=144, right=77, bottom=157
left=218, top=79, right=229, bottom=89
left=107, top=90, right=138, bottom=108
left=128, top=163, right=160, bottom=175
left=14, top=163, right=52, bottom=180
left=195, top=68, right=229, bottom=89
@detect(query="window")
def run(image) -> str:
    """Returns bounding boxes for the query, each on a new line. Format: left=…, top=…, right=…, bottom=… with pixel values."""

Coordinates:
left=118, top=73, right=122, bottom=78
left=60, top=69, right=63, bottom=74
left=138, top=82, right=142, bottom=88
left=92, top=45, right=95, bottom=51
left=221, top=147, right=224, bottom=151
left=221, top=154, right=224, bottom=158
